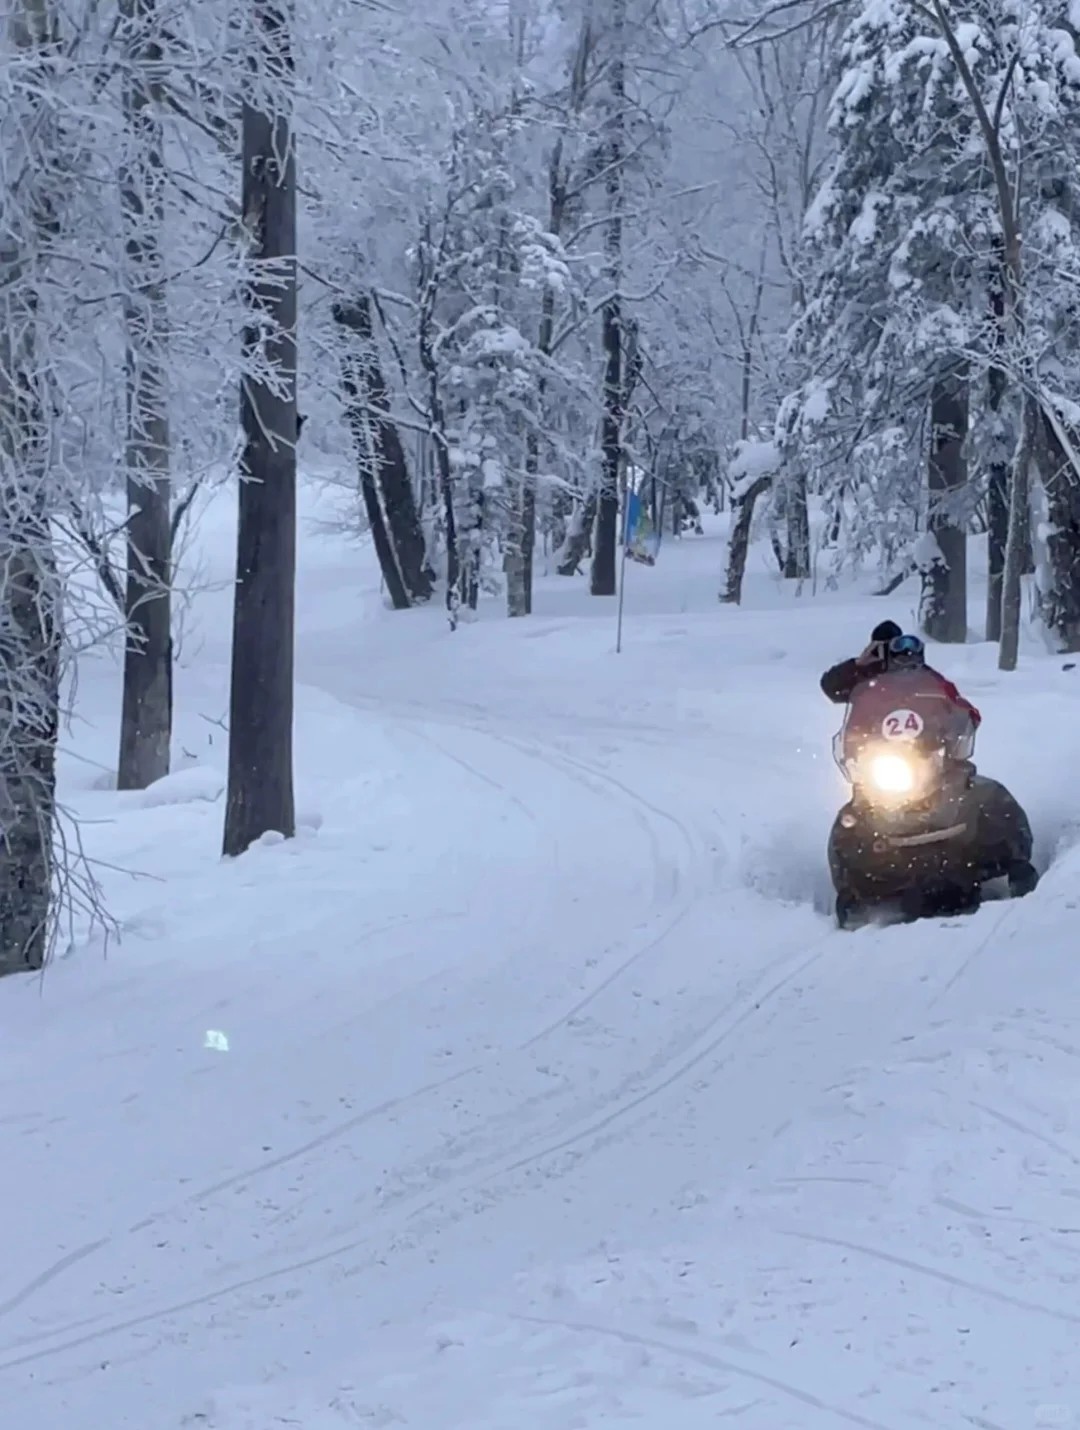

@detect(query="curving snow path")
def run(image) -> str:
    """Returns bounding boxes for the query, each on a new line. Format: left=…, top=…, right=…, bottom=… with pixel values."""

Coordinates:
left=2, top=491, right=1080, bottom=1430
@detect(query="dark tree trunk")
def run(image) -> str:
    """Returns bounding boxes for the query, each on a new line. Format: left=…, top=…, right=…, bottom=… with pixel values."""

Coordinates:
left=984, top=256, right=1008, bottom=643
left=827, top=494, right=843, bottom=547
left=589, top=0, right=624, bottom=598
left=1037, top=406, right=1080, bottom=651
left=117, top=0, right=172, bottom=791
left=416, top=220, right=459, bottom=626
left=508, top=427, right=539, bottom=616
left=0, top=464, right=59, bottom=976
left=875, top=563, right=915, bottom=597
left=427, top=380, right=459, bottom=623
left=362, top=481, right=410, bottom=608
left=461, top=480, right=482, bottom=611
left=999, top=393, right=1039, bottom=671
left=223, top=0, right=297, bottom=858
left=0, top=0, right=62, bottom=974
left=332, top=296, right=430, bottom=608
left=332, top=294, right=431, bottom=603
left=783, top=466, right=810, bottom=579
left=720, top=475, right=771, bottom=605
left=921, top=375, right=969, bottom=643
left=985, top=462, right=1008, bottom=642
left=768, top=523, right=785, bottom=574
left=344, top=382, right=410, bottom=611
left=509, top=274, right=555, bottom=613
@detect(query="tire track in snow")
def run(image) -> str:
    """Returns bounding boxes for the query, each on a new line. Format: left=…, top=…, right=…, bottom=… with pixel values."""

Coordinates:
left=778, top=1229, right=1080, bottom=1328
left=500, top=1308, right=903, bottom=1430
left=475, top=725, right=711, bottom=1043
left=0, top=714, right=704, bottom=1346
left=0, top=922, right=836, bottom=1375
left=4, top=703, right=927, bottom=1374
left=4, top=888, right=1027, bottom=1375
left=3, top=707, right=1025, bottom=1372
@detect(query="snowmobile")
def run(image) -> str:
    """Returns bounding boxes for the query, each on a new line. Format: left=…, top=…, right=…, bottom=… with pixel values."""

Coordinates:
left=829, top=667, right=1038, bottom=929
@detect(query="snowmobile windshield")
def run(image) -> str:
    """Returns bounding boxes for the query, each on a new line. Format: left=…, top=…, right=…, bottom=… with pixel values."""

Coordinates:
left=834, top=667, right=976, bottom=777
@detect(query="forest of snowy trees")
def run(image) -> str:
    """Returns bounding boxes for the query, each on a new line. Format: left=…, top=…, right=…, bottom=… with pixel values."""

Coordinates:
left=3, top=0, right=1080, bottom=971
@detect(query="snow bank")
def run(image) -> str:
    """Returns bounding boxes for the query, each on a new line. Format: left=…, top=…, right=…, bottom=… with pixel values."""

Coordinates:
left=135, top=765, right=225, bottom=807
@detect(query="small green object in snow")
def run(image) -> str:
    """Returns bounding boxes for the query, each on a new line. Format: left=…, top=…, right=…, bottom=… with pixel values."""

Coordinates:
left=204, top=1030, right=229, bottom=1052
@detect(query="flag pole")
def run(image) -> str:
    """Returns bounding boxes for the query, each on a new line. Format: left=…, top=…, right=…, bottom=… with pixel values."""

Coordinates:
left=616, top=496, right=629, bottom=654
left=615, top=544, right=630, bottom=653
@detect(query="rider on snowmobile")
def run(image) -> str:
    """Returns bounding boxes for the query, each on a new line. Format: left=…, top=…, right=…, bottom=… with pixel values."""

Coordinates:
left=820, top=619, right=981, bottom=726
left=822, top=620, right=1038, bottom=922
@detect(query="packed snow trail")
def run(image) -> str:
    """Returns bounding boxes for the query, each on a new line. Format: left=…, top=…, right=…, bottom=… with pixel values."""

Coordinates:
left=2, top=487, right=1079, bottom=1430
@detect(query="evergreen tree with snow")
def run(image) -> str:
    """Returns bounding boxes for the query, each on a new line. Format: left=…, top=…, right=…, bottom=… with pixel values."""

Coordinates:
left=792, top=0, right=1080, bottom=649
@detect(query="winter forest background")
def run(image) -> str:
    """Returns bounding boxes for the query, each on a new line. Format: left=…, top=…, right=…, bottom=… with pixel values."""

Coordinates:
left=4, top=0, right=1080, bottom=973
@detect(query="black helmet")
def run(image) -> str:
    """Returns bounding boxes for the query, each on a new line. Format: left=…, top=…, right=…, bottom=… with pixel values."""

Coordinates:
left=871, top=620, right=903, bottom=643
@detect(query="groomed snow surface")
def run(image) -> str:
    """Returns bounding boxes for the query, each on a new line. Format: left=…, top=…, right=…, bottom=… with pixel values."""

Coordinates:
left=3, top=482, right=1080, bottom=1430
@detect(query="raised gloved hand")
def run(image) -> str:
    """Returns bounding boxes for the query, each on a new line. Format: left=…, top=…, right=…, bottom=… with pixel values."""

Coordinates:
left=855, top=640, right=886, bottom=669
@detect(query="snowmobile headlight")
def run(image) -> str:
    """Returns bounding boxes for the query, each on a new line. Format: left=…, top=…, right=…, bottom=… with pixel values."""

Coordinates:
left=869, top=753, right=915, bottom=794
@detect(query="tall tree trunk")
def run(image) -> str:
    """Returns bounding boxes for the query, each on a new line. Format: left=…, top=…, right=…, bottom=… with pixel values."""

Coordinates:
left=223, top=0, right=297, bottom=857
left=1036, top=406, right=1080, bottom=651
left=827, top=493, right=843, bottom=547
left=984, top=253, right=1008, bottom=642
left=0, top=0, right=63, bottom=974
left=720, top=476, right=772, bottom=605
left=509, top=214, right=559, bottom=614
left=557, top=491, right=598, bottom=575
left=423, top=364, right=459, bottom=624
left=589, top=0, right=625, bottom=598
left=117, top=0, right=173, bottom=791
left=416, top=219, right=459, bottom=626
left=461, top=473, right=482, bottom=612
left=999, top=392, right=1040, bottom=671
left=921, top=374, right=969, bottom=643
left=332, top=295, right=431, bottom=605
left=783, top=465, right=810, bottom=579
left=334, top=305, right=410, bottom=611
left=985, top=462, right=1008, bottom=642
left=509, top=425, right=539, bottom=616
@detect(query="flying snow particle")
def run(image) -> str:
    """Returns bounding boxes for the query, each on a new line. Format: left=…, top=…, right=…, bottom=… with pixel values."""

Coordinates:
left=204, top=1030, right=229, bottom=1052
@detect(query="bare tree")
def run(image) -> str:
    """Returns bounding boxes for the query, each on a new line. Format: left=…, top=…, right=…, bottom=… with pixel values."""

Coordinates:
left=921, top=372, right=969, bottom=643
left=223, top=0, right=298, bottom=856
left=332, top=293, right=432, bottom=607
left=590, top=0, right=626, bottom=598
left=116, top=0, right=173, bottom=791
left=0, top=0, right=64, bottom=974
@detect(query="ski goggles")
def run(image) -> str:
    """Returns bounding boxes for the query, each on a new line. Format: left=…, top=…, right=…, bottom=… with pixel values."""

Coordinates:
left=888, top=634, right=924, bottom=659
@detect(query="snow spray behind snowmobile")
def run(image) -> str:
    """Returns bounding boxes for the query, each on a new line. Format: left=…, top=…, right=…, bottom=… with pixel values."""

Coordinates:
left=828, top=667, right=1038, bottom=928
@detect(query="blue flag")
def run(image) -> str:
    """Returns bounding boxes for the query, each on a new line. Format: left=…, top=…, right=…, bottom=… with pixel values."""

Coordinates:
left=624, top=490, right=660, bottom=566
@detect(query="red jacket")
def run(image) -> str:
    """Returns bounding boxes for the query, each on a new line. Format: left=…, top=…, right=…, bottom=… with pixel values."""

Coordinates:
left=931, top=670, right=981, bottom=727
left=821, top=657, right=981, bottom=727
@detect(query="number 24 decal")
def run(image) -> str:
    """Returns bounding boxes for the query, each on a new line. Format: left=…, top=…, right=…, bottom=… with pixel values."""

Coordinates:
left=882, top=708, right=924, bottom=739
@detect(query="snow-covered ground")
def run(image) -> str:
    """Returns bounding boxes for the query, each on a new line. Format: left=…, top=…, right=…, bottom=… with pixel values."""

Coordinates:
left=3, top=484, right=1080, bottom=1430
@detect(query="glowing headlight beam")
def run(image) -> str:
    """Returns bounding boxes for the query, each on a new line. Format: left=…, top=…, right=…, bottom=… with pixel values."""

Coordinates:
left=869, top=754, right=915, bottom=793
